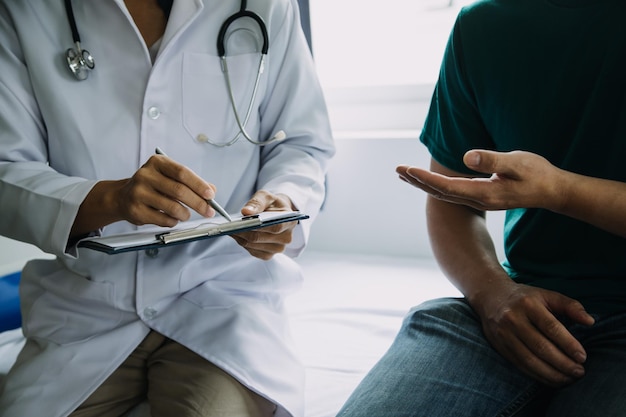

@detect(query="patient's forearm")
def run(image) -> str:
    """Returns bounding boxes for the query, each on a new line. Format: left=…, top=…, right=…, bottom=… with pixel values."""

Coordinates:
left=554, top=169, right=626, bottom=238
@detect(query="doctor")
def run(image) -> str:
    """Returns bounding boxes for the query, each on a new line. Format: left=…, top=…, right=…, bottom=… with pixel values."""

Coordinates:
left=0, top=1, right=334, bottom=417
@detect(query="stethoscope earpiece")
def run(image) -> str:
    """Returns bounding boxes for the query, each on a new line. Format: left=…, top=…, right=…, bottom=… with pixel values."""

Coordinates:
left=66, top=46, right=95, bottom=81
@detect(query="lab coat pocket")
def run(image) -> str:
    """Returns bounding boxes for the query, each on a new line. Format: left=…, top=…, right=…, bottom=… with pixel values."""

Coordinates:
left=180, top=256, right=274, bottom=309
left=181, top=52, right=264, bottom=145
left=182, top=280, right=270, bottom=310
left=21, top=268, right=122, bottom=346
left=180, top=255, right=302, bottom=310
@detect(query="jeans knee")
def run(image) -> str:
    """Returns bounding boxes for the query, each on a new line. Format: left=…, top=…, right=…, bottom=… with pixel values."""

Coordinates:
left=404, top=297, right=474, bottom=327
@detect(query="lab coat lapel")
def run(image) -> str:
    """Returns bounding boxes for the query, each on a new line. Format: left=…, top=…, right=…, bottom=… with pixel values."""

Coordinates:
left=107, top=0, right=203, bottom=63
left=162, top=0, right=204, bottom=48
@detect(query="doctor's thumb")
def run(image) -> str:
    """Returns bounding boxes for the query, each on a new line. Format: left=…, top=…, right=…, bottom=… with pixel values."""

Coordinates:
left=241, top=190, right=273, bottom=215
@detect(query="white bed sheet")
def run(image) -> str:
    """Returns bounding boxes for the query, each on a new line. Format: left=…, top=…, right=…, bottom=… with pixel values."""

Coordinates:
left=288, top=252, right=459, bottom=417
left=0, top=251, right=460, bottom=417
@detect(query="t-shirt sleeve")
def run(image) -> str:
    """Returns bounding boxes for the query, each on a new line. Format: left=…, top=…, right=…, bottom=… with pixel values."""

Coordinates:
left=420, top=11, right=495, bottom=175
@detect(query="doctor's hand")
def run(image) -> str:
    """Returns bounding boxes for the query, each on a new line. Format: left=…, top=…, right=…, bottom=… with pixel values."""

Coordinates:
left=397, top=150, right=560, bottom=211
left=231, top=191, right=297, bottom=260
left=471, top=279, right=595, bottom=387
left=71, top=154, right=217, bottom=238
left=117, top=154, right=219, bottom=226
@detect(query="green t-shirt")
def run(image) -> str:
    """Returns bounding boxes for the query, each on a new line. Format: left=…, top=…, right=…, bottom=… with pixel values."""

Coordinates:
left=420, top=0, right=626, bottom=314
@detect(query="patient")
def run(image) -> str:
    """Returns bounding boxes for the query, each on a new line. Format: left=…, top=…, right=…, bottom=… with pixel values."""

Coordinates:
left=337, top=0, right=626, bottom=416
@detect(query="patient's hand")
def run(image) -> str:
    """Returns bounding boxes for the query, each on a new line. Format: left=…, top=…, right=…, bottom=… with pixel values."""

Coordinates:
left=398, top=149, right=626, bottom=238
left=396, top=150, right=562, bottom=211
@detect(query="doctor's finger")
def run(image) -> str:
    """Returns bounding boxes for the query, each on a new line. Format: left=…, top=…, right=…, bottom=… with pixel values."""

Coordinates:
left=149, top=155, right=216, bottom=202
left=233, top=224, right=294, bottom=245
left=242, top=191, right=295, bottom=215
left=116, top=181, right=190, bottom=227
left=146, top=156, right=215, bottom=217
left=151, top=174, right=215, bottom=218
left=256, top=220, right=298, bottom=235
left=241, top=190, right=273, bottom=215
left=231, top=235, right=288, bottom=260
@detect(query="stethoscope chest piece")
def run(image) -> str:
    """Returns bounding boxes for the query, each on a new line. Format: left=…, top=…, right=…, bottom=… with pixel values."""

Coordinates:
left=66, top=45, right=95, bottom=81
left=64, top=0, right=95, bottom=81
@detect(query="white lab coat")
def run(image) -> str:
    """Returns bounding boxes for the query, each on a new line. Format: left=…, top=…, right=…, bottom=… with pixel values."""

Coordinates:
left=0, top=1, right=334, bottom=416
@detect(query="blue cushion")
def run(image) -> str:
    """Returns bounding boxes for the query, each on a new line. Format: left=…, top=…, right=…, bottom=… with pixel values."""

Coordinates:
left=0, top=272, right=21, bottom=332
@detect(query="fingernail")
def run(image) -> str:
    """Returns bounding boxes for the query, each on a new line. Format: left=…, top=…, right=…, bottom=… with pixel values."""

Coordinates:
left=575, top=351, right=587, bottom=363
left=202, top=189, right=214, bottom=200
left=466, top=152, right=480, bottom=167
left=572, top=366, right=585, bottom=378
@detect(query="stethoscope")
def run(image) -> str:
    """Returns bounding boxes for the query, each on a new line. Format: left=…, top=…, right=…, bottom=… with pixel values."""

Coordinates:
left=64, top=0, right=94, bottom=81
left=63, top=0, right=285, bottom=147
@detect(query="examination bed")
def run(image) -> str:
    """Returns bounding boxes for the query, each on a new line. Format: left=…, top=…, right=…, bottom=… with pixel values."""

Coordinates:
left=0, top=251, right=458, bottom=417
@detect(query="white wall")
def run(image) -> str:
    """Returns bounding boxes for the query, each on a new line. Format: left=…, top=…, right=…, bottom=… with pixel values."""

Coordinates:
left=306, top=134, right=505, bottom=260
left=304, top=84, right=505, bottom=260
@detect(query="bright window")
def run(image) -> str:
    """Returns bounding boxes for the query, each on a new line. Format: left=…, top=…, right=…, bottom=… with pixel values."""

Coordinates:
left=309, top=0, right=474, bottom=134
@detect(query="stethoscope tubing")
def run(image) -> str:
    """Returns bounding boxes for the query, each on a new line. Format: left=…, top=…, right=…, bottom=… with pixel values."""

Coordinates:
left=63, top=0, right=282, bottom=147
left=217, top=0, right=269, bottom=56
left=64, top=0, right=81, bottom=45
left=217, top=55, right=266, bottom=147
left=213, top=0, right=279, bottom=147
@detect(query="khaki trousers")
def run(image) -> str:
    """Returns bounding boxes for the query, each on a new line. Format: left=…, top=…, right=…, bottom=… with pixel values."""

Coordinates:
left=69, top=331, right=276, bottom=417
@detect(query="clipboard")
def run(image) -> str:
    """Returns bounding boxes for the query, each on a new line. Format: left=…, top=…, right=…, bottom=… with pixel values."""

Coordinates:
left=77, top=211, right=308, bottom=255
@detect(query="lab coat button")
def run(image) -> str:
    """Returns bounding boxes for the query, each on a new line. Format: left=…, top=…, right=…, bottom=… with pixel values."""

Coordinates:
left=147, top=106, right=161, bottom=120
left=196, top=133, right=209, bottom=143
left=144, top=307, right=157, bottom=319
left=145, top=248, right=159, bottom=258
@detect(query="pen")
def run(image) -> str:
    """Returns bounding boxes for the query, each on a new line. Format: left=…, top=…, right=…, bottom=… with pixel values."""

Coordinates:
left=155, top=147, right=233, bottom=222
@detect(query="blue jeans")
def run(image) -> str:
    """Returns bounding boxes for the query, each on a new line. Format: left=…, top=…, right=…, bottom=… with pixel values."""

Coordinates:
left=337, top=298, right=626, bottom=417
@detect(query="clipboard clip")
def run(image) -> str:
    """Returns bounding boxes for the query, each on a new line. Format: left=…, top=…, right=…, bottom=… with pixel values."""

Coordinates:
left=157, top=216, right=262, bottom=245
left=155, top=221, right=219, bottom=244
left=241, top=214, right=260, bottom=220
